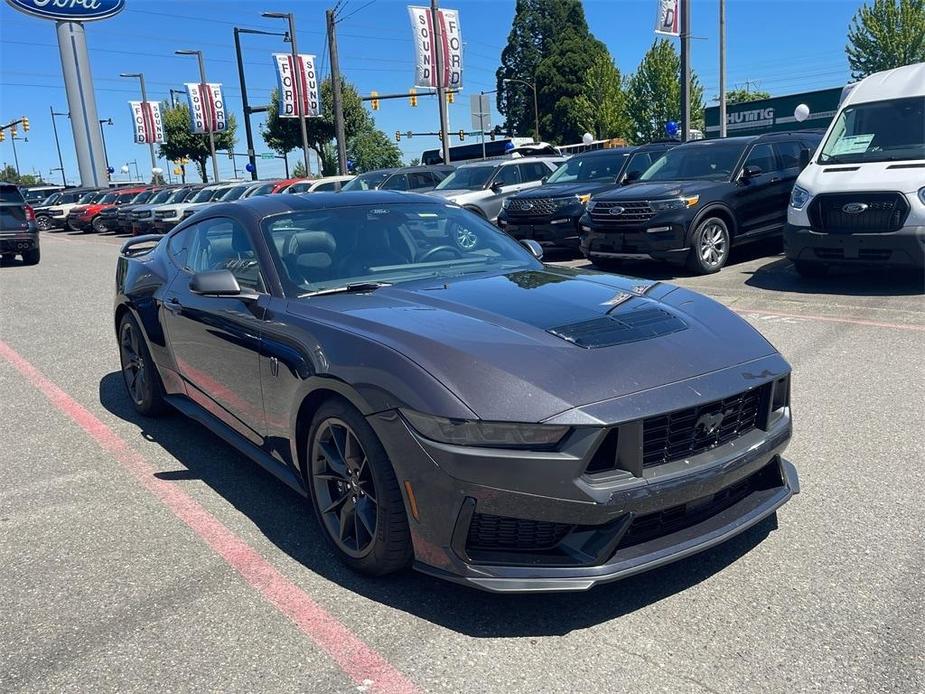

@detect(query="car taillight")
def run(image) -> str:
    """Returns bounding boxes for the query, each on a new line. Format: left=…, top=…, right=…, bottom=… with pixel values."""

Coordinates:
left=24, top=205, right=35, bottom=222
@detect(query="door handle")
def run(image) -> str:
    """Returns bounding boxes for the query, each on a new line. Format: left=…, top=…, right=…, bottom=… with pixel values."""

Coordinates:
left=770, top=177, right=782, bottom=183
left=163, top=297, right=182, bottom=313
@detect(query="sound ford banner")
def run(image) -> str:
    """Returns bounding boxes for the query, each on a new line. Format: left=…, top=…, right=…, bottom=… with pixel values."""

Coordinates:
left=129, top=100, right=165, bottom=145
left=185, top=82, right=227, bottom=134
left=273, top=53, right=321, bottom=118
left=408, top=6, right=462, bottom=90
left=655, top=0, right=679, bottom=36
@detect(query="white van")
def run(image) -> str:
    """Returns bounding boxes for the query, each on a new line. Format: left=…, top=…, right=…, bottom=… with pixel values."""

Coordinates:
left=785, top=62, right=924, bottom=276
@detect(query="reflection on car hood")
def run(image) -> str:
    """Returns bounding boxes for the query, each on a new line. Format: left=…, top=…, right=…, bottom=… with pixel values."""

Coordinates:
left=426, top=189, right=485, bottom=203
left=597, top=180, right=725, bottom=200
left=288, top=266, right=776, bottom=422
left=514, top=182, right=617, bottom=199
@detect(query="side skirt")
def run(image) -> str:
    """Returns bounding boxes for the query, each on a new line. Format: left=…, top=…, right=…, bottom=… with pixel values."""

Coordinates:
left=164, top=394, right=307, bottom=497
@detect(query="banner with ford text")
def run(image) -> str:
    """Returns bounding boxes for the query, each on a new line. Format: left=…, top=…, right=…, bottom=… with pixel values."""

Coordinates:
left=273, top=53, right=321, bottom=118
left=129, top=100, right=165, bottom=144
left=655, top=0, right=679, bottom=36
left=185, top=83, right=227, bottom=134
left=408, top=6, right=463, bottom=90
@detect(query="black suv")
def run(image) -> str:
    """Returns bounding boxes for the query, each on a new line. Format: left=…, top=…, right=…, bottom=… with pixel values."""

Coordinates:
left=498, top=142, right=677, bottom=253
left=579, top=132, right=821, bottom=274
left=0, top=182, right=39, bottom=265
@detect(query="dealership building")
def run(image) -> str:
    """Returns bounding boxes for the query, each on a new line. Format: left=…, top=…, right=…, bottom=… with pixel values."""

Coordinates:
left=704, top=87, right=844, bottom=139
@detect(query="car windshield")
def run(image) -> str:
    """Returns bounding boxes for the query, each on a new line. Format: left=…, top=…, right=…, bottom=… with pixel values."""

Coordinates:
left=40, top=193, right=61, bottom=206
left=640, top=144, right=745, bottom=181
left=262, top=202, right=540, bottom=296
left=218, top=186, right=249, bottom=201
left=0, top=185, right=25, bottom=203
left=245, top=182, right=275, bottom=197
left=77, top=192, right=98, bottom=204
left=819, top=96, right=925, bottom=164
left=148, top=189, right=173, bottom=204
left=435, top=165, right=496, bottom=191
left=546, top=151, right=628, bottom=183
left=190, top=188, right=217, bottom=203
left=100, top=192, right=120, bottom=203
left=130, top=191, right=152, bottom=203
left=341, top=172, right=391, bottom=191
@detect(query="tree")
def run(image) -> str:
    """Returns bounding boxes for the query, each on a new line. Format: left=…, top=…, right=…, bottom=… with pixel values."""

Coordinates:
left=573, top=53, right=630, bottom=140
left=0, top=164, right=45, bottom=186
left=292, top=160, right=309, bottom=178
left=846, top=0, right=925, bottom=79
left=726, top=88, right=771, bottom=104
left=406, top=157, right=421, bottom=167
left=496, top=0, right=544, bottom=138
left=158, top=102, right=237, bottom=182
left=347, top=129, right=402, bottom=172
left=626, top=39, right=704, bottom=143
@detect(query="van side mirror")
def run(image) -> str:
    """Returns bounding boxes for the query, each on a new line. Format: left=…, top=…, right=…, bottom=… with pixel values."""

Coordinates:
left=799, top=148, right=811, bottom=169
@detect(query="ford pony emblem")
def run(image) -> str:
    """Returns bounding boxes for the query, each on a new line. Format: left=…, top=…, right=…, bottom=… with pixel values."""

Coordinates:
left=5, top=0, right=125, bottom=22
left=841, top=202, right=869, bottom=215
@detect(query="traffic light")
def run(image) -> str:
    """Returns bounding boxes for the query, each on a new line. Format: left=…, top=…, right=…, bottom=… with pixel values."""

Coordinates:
left=447, top=91, right=455, bottom=104
left=409, top=88, right=417, bottom=107
left=406, top=130, right=413, bottom=139
left=458, top=129, right=465, bottom=141
left=370, top=91, right=380, bottom=111
left=395, top=130, right=401, bottom=142
left=21, top=116, right=29, bottom=133
left=0, top=129, right=4, bottom=143
left=10, top=123, right=16, bottom=137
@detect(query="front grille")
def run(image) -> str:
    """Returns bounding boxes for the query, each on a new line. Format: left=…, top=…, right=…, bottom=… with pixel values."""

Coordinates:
left=814, top=248, right=844, bottom=260
left=808, top=192, right=909, bottom=233
left=466, top=512, right=572, bottom=552
left=132, top=210, right=152, bottom=219
left=589, top=200, right=655, bottom=227
left=859, top=249, right=892, bottom=261
left=155, top=210, right=175, bottom=219
left=642, top=385, right=768, bottom=468
left=505, top=197, right=561, bottom=217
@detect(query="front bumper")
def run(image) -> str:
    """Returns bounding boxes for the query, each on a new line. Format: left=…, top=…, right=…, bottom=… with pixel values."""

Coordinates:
left=579, top=219, right=691, bottom=264
left=132, top=218, right=155, bottom=236
left=153, top=219, right=179, bottom=234
left=784, top=223, right=925, bottom=268
left=0, top=231, right=39, bottom=253
left=499, top=210, right=584, bottom=251
left=368, top=358, right=797, bottom=593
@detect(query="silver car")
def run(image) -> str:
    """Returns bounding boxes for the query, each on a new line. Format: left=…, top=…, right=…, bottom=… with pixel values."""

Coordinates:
left=426, top=157, right=563, bottom=223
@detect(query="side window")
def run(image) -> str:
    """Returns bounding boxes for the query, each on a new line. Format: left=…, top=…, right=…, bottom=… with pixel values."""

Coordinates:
left=518, top=162, right=550, bottom=182
left=742, top=144, right=776, bottom=174
left=381, top=174, right=409, bottom=191
left=167, top=227, right=191, bottom=269
left=408, top=172, right=435, bottom=189
left=185, top=217, right=264, bottom=292
left=493, top=165, right=522, bottom=187
left=626, top=152, right=654, bottom=178
left=774, top=141, right=803, bottom=169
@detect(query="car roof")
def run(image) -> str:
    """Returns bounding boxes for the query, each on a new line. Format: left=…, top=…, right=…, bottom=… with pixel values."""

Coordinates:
left=456, top=157, right=562, bottom=168
left=206, top=190, right=440, bottom=220
left=569, top=147, right=635, bottom=158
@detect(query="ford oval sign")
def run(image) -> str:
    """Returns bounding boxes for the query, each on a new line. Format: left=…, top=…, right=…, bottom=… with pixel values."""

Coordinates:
left=5, top=0, right=125, bottom=22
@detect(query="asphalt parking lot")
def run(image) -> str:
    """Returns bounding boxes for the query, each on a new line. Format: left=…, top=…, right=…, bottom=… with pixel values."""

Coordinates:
left=1, top=230, right=923, bottom=693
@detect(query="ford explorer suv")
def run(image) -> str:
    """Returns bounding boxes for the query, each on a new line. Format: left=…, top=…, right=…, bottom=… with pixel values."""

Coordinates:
left=498, top=142, right=676, bottom=253
left=786, top=62, right=925, bottom=276
left=0, top=182, right=39, bottom=265
left=427, top=157, right=564, bottom=223
left=580, top=132, right=821, bottom=274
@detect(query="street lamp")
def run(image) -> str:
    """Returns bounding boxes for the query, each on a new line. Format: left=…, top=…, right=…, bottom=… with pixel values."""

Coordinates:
left=99, top=118, right=113, bottom=174
left=502, top=78, right=540, bottom=143
left=175, top=49, right=220, bottom=183
left=261, top=11, right=312, bottom=176
left=169, top=88, right=187, bottom=108
left=120, top=72, right=158, bottom=180
left=50, top=107, right=69, bottom=186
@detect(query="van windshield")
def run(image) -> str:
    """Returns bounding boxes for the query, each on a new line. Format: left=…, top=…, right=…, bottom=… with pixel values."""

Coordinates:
left=819, top=96, right=925, bottom=164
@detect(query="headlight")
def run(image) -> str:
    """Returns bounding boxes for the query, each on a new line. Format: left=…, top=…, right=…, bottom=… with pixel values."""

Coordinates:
left=918, top=187, right=925, bottom=206
left=790, top=185, right=811, bottom=210
left=401, top=410, right=569, bottom=449
left=576, top=194, right=591, bottom=206
left=502, top=198, right=512, bottom=209
left=649, top=195, right=699, bottom=212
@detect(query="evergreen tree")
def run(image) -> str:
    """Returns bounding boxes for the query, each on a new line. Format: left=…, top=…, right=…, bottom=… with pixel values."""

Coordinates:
left=846, top=0, right=925, bottom=79
left=158, top=102, right=237, bottom=182
left=626, top=40, right=704, bottom=143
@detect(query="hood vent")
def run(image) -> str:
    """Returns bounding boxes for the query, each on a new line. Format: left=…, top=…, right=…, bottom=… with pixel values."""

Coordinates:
left=548, top=308, right=687, bottom=349
left=822, top=167, right=860, bottom=172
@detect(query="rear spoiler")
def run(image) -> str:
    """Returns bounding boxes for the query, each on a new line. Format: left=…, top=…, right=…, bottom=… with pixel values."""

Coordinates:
left=120, top=234, right=162, bottom=258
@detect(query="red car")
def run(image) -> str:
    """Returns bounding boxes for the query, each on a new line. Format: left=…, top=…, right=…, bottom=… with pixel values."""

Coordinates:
left=66, top=186, right=150, bottom=233
left=268, top=178, right=304, bottom=194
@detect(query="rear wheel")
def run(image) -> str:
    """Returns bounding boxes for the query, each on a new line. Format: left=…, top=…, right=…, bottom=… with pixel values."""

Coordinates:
left=35, top=215, right=53, bottom=231
left=21, top=248, right=40, bottom=266
left=793, top=260, right=829, bottom=278
left=118, top=313, right=167, bottom=416
left=306, top=400, right=412, bottom=576
left=687, top=217, right=730, bottom=274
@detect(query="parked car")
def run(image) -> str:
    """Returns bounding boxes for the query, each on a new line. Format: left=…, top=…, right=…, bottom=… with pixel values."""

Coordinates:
left=20, top=185, right=63, bottom=205
left=100, top=188, right=167, bottom=234
left=67, top=186, right=151, bottom=233
left=340, top=168, right=400, bottom=191
left=267, top=178, right=305, bottom=194
left=152, top=184, right=233, bottom=234
left=281, top=175, right=355, bottom=194
left=129, top=186, right=199, bottom=236
left=241, top=180, right=282, bottom=198
left=180, top=182, right=253, bottom=221
left=377, top=165, right=455, bottom=192
left=579, top=131, right=821, bottom=274
left=498, top=142, right=677, bottom=253
left=786, top=62, right=925, bottom=276
left=427, top=157, right=563, bottom=223
left=33, top=188, right=101, bottom=230
left=114, top=191, right=798, bottom=593
left=0, top=182, right=39, bottom=265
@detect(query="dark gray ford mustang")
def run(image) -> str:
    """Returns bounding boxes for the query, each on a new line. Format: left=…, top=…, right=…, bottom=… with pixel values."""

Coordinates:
left=114, top=191, right=798, bottom=593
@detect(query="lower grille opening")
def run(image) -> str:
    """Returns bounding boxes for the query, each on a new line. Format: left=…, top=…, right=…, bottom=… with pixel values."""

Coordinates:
left=585, top=428, right=620, bottom=474
left=467, top=513, right=573, bottom=552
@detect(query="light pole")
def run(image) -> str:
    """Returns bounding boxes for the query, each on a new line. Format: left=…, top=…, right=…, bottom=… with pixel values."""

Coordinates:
left=478, top=89, right=497, bottom=160
left=120, top=72, right=158, bottom=180
left=169, top=88, right=187, bottom=108
left=503, top=78, right=540, bottom=142
left=121, top=160, right=140, bottom=180
left=262, top=11, right=312, bottom=176
left=99, top=118, right=113, bottom=174
left=175, top=49, right=220, bottom=183
left=50, top=107, right=69, bottom=186
left=234, top=26, right=288, bottom=180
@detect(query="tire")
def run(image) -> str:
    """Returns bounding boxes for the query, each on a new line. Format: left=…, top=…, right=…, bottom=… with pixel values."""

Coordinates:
left=306, top=399, right=412, bottom=576
left=793, top=260, right=829, bottom=278
left=90, top=216, right=107, bottom=233
left=35, top=215, right=53, bottom=231
left=117, top=313, right=168, bottom=416
left=686, top=216, right=731, bottom=274
left=21, top=248, right=40, bottom=266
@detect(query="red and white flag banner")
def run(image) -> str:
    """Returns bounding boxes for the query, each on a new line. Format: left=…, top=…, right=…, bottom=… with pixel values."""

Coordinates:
left=655, top=0, right=680, bottom=36
left=185, top=82, right=227, bottom=134
left=129, top=100, right=165, bottom=144
left=273, top=53, right=321, bottom=118
left=408, top=6, right=463, bottom=90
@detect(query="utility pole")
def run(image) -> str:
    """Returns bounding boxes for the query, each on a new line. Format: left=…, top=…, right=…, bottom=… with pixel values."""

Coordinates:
left=719, top=0, right=726, bottom=138
left=176, top=50, right=220, bottom=183
left=99, top=118, right=112, bottom=173
left=120, top=72, right=158, bottom=179
left=50, top=107, right=68, bottom=186
left=169, top=89, right=186, bottom=108
left=431, top=0, right=451, bottom=164
left=327, top=8, right=348, bottom=175
left=679, top=0, right=691, bottom=142
left=10, top=133, right=20, bottom=177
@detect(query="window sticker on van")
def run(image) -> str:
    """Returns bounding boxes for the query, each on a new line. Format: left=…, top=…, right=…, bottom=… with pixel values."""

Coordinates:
left=830, top=134, right=874, bottom=155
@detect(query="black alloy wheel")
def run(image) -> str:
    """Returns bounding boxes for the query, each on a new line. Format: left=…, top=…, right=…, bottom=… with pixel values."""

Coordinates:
left=35, top=215, right=52, bottom=231
left=118, top=314, right=166, bottom=416
left=91, top=216, right=107, bottom=233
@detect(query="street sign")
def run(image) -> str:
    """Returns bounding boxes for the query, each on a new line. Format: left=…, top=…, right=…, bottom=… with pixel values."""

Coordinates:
left=470, top=94, right=490, bottom=132
left=259, top=153, right=275, bottom=159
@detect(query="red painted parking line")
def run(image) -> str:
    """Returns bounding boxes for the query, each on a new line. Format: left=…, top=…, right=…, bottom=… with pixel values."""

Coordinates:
left=733, top=307, right=925, bottom=332
left=0, top=340, right=418, bottom=694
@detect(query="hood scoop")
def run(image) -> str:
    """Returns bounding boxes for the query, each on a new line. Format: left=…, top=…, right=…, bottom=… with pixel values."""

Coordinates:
left=548, top=307, right=687, bottom=349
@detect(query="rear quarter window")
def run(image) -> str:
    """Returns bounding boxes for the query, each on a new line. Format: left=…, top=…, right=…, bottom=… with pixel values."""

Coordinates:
left=0, top=185, right=25, bottom=203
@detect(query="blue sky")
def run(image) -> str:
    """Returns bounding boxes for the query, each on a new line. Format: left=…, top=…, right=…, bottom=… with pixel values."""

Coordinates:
left=0, top=0, right=861, bottom=183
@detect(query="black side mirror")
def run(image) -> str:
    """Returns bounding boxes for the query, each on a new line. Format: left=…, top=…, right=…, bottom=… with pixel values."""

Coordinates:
left=190, top=269, right=246, bottom=297
left=742, top=164, right=763, bottom=179
left=520, top=239, right=544, bottom=260
left=799, top=148, right=811, bottom=169
left=540, top=175, right=549, bottom=184
left=623, top=170, right=642, bottom=184
left=491, top=182, right=504, bottom=193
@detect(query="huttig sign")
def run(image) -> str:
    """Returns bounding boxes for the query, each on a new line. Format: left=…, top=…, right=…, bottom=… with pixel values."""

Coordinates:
left=129, top=101, right=165, bottom=145
left=185, top=82, right=227, bottom=134
left=273, top=53, right=321, bottom=118
left=408, top=5, right=463, bottom=90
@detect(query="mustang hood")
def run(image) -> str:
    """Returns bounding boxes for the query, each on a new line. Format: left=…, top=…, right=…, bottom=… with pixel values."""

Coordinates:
left=291, top=267, right=777, bottom=422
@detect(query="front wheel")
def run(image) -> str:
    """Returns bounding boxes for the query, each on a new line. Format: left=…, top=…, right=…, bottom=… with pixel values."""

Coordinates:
left=306, top=400, right=412, bottom=576
left=35, top=215, right=53, bottom=231
left=687, top=217, right=731, bottom=274
left=91, top=216, right=107, bottom=233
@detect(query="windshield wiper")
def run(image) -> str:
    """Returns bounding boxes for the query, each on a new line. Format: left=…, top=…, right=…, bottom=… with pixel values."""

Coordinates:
left=300, top=281, right=392, bottom=298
